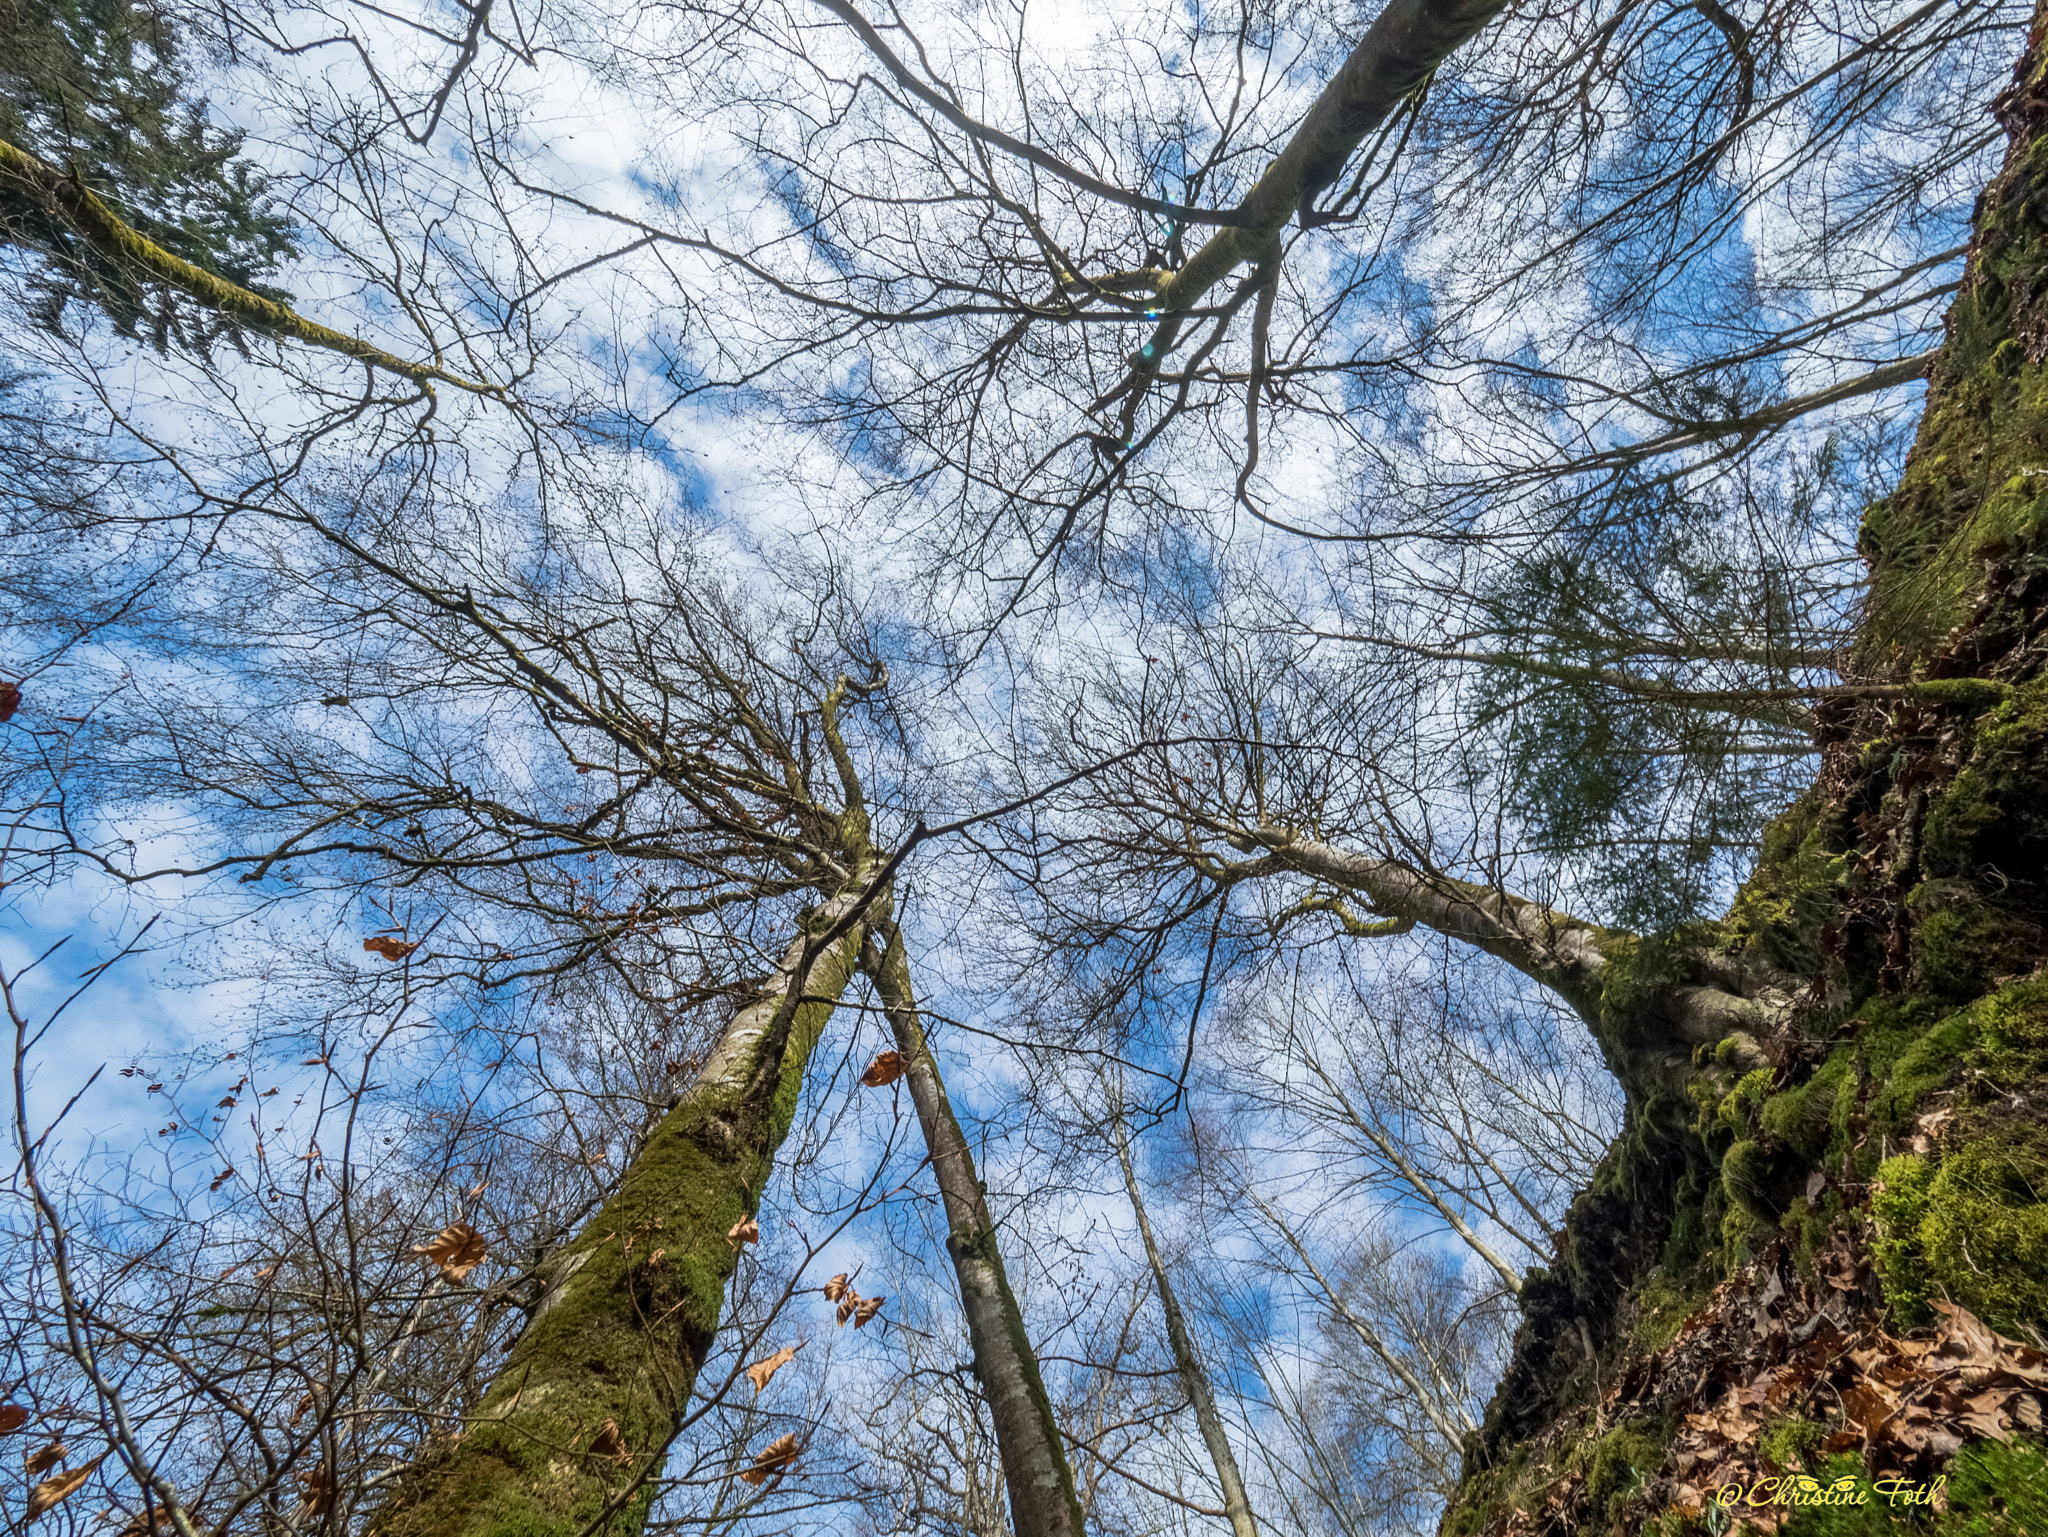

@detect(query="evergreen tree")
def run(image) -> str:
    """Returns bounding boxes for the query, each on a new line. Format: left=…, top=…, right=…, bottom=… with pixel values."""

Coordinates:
left=0, top=0, right=293, bottom=351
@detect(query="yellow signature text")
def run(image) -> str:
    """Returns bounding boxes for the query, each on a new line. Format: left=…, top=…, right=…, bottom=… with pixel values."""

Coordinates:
left=1712, top=1473, right=1947, bottom=1510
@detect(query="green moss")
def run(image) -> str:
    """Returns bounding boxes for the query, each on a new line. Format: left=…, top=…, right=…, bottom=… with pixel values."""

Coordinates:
left=1629, top=1262, right=1711, bottom=1355
left=1761, top=1066, right=1842, bottom=1158
left=1776, top=1440, right=2048, bottom=1535
left=1858, top=187, right=2048, bottom=667
left=1579, top=1424, right=1664, bottom=1532
left=1721, top=1193, right=1776, bottom=1267
left=1907, top=882, right=2031, bottom=1001
left=1874, top=1153, right=1939, bottom=1325
left=1726, top=790, right=1851, bottom=972
left=1760, top=1415, right=1828, bottom=1472
left=1722, top=1137, right=1790, bottom=1223
left=1975, top=976, right=2048, bottom=1084
left=1917, top=1136, right=2048, bottom=1337
left=1873, top=1136, right=2048, bottom=1338
left=1438, top=1444, right=1534, bottom=1537
left=1872, top=1010, right=1977, bottom=1130
left=1719, top=1068, right=1777, bottom=1137
left=1904, top=678, right=2014, bottom=711
left=1923, top=766, right=2003, bottom=878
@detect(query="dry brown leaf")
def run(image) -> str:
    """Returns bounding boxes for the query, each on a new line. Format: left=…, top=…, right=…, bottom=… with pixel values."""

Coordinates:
left=859, top=1051, right=906, bottom=1087
left=23, top=1442, right=65, bottom=1475
left=645, top=1248, right=666, bottom=1272
left=588, top=1419, right=630, bottom=1466
left=290, top=1384, right=325, bottom=1427
left=739, top=1432, right=800, bottom=1486
left=413, top=1222, right=488, bottom=1284
left=745, top=1344, right=801, bottom=1393
left=727, top=1217, right=759, bottom=1248
left=852, top=1295, right=884, bottom=1328
left=26, top=1454, right=104, bottom=1520
left=362, top=936, right=419, bottom=962
left=294, top=1465, right=336, bottom=1519
left=1838, top=1381, right=1894, bottom=1437
left=836, top=1292, right=859, bottom=1327
left=0, top=1403, right=28, bottom=1435
left=821, top=1274, right=849, bottom=1303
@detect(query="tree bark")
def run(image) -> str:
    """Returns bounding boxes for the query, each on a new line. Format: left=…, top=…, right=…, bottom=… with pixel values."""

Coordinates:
left=1213, top=821, right=1796, bottom=1102
left=1110, top=1112, right=1261, bottom=1537
left=369, top=878, right=876, bottom=1537
left=859, top=923, right=1087, bottom=1537
left=1153, top=0, right=1511, bottom=313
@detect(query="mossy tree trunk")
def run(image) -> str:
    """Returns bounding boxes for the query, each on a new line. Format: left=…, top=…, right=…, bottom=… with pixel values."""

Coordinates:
left=859, top=921, right=1089, bottom=1537
left=364, top=661, right=915, bottom=1537
left=368, top=881, right=877, bottom=1537
left=1438, top=9, right=2048, bottom=1531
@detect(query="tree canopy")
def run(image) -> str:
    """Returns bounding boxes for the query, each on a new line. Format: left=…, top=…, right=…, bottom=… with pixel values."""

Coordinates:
left=3, top=2, right=2047, bottom=1536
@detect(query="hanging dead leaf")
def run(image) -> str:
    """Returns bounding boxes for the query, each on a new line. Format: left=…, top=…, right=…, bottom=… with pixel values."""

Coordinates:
left=588, top=1419, right=630, bottom=1466
left=24, top=1442, right=65, bottom=1475
left=0, top=1403, right=28, bottom=1434
left=294, top=1465, right=336, bottom=1519
left=727, top=1216, right=759, bottom=1248
left=745, top=1344, right=802, bottom=1393
left=859, top=1051, right=907, bottom=1087
left=836, top=1291, right=859, bottom=1327
left=0, top=682, right=20, bottom=723
left=738, top=1432, right=800, bottom=1485
left=26, top=1454, right=104, bottom=1520
left=413, top=1222, right=488, bottom=1283
left=363, top=936, right=419, bottom=962
left=289, top=1384, right=325, bottom=1427
left=821, top=1274, right=850, bottom=1303
left=852, top=1295, right=885, bottom=1328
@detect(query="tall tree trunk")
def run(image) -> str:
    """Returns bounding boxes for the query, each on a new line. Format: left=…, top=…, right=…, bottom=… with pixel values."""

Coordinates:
left=859, top=923, right=1088, bottom=1537
left=370, top=878, right=876, bottom=1537
left=1110, top=1110, right=1262, bottom=1537
left=1443, top=10, right=2048, bottom=1530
